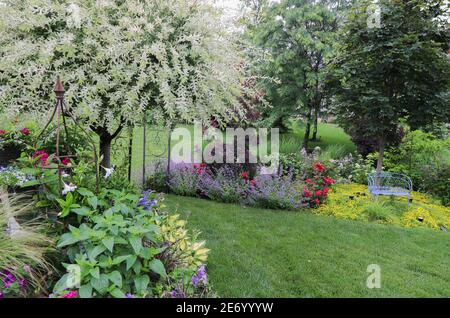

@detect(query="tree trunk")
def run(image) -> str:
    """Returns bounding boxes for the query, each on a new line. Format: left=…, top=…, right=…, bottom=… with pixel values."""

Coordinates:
left=303, top=106, right=313, bottom=148
left=100, top=133, right=112, bottom=169
left=311, top=106, right=319, bottom=141
left=376, top=137, right=386, bottom=174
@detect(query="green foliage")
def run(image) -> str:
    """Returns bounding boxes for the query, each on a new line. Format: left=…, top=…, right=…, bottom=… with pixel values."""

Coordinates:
left=330, top=0, right=450, bottom=153
left=383, top=130, right=450, bottom=205
left=250, top=0, right=339, bottom=129
left=53, top=188, right=209, bottom=298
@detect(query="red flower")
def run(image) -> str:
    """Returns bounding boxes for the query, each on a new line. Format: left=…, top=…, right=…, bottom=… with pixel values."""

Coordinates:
left=196, top=168, right=202, bottom=174
left=250, top=179, right=257, bottom=187
left=313, top=199, right=320, bottom=205
left=193, top=164, right=198, bottom=169
left=61, top=157, right=71, bottom=165
left=0, top=130, right=6, bottom=134
left=313, top=162, right=326, bottom=173
left=241, top=172, right=249, bottom=180
left=303, top=187, right=311, bottom=197
left=323, top=177, right=336, bottom=185
left=305, top=179, right=313, bottom=185
left=20, top=127, right=30, bottom=136
left=323, top=187, right=330, bottom=195
left=200, top=163, right=206, bottom=168
left=315, top=190, right=323, bottom=197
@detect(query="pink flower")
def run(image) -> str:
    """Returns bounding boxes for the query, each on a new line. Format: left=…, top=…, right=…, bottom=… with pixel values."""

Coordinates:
left=33, top=150, right=49, bottom=166
left=313, top=199, right=320, bottom=205
left=305, top=179, right=313, bottom=185
left=323, top=188, right=330, bottom=196
left=61, top=291, right=78, bottom=298
left=61, top=157, right=70, bottom=165
left=200, top=163, right=206, bottom=168
left=315, top=190, right=323, bottom=197
left=0, top=130, right=6, bottom=134
left=20, top=127, right=30, bottom=136
left=240, top=172, right=249, bottom=180
left=250, top=179, right=257, bottom=187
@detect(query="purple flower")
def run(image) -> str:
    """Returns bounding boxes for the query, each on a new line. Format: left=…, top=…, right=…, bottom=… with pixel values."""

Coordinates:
left=0, top=292, right=3, bottom=298
left=126, top=293, right=135, bottom=298
left=170, top=289, right=186, bottom=298
left=1, top=270, right=16, bottom=288
left=191, top=265, right=208, bottom=288
left=138, top=190, right=158, bottom=210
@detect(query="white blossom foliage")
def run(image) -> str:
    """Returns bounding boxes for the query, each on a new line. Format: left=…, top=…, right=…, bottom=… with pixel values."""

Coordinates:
left=0, top=0, right=246, bottom=132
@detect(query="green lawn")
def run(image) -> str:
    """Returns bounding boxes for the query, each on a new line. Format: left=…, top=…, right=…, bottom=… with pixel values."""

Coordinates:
left=286, top=121, right=356, bottom=154
left=164, top=194, right=450, bottom=297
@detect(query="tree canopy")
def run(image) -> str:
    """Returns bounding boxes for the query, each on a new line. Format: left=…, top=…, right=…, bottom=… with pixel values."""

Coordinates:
left=0, top=0, right=246, bottom=166
left=329, top=0, right=450, bottom=171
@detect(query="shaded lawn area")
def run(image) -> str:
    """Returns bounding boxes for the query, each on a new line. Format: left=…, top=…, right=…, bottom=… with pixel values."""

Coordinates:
left=164, top=194, right=450, bottom=297
left=288, top=121, right=356, bottom=153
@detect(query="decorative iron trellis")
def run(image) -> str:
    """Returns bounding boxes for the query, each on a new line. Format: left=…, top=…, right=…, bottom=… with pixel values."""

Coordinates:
left=140, top=112, right=173, bottom=188
left=34, top=77, right=100, bottom=193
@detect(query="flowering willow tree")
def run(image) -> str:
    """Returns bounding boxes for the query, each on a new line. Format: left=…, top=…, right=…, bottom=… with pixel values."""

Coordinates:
left=0, top=0, right=245, bottom=167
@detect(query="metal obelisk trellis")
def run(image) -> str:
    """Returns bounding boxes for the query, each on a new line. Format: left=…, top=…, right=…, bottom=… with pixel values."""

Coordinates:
left=34, top=77, right=100, bottom=193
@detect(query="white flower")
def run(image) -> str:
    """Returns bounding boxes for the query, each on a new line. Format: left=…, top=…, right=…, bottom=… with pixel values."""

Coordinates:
left=102, top=165, right=115, bottom=179
left=62, top=182, right=77, bottom=195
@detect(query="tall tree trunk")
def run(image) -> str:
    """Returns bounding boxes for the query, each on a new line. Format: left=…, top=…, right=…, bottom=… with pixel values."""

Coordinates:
left=303, top=106, right=313, bottom=148
left=312, top=106, right=319, bottom=141
left=100, top=133, right=112, bottom=169
left=376, top=136, right=386, bottom=174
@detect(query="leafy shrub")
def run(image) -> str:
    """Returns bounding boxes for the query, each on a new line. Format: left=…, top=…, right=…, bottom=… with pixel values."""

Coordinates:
left=383, top=130, right=450, bottom=205
left=199, top=166, right=251, bottom=204
left=53, top=188, right=210, bottom=298
left=167, top=163, right=202, bottom=197
left=329, top=153, right=374, bottom=184
left=249, top=171, right=304, bottom=210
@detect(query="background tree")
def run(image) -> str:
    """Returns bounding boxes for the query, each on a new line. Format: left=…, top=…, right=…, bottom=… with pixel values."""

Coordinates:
left=329, top=0, right=450, bottom=173
left=247, top=0, right=351, bottom=147
left=0, top=0, right=246, bottom=168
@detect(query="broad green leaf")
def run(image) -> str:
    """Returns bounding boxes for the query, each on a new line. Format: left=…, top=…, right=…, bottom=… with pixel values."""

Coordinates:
left=109, top=271, right=122, bottom=288
left=72, top=207, right=92, bottom=216
left=89, top=267, right=100, bottom=279
left=79, top=284, right=93, bottom=298
left=129, top=236, right=142, bottom=254
left=126, top=255, right=137, bottom=271
left=148, top=259, right=167, bottom=279
left=88, top=246, right=106, bottom=261
left=102, top=237, right=115, bottom=253
left=90, top=274, right=109, bottom=294
left=110, top=288, right=126, bottom=298
left=87, top=196, right=98, bottom=209
left=77, top=188, right=94, bottom=197
left=134, top=275, right=149, bottom=294
left=57, top=233, right=80, bottom=248
left=112, top=255, right=129, bottom=265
